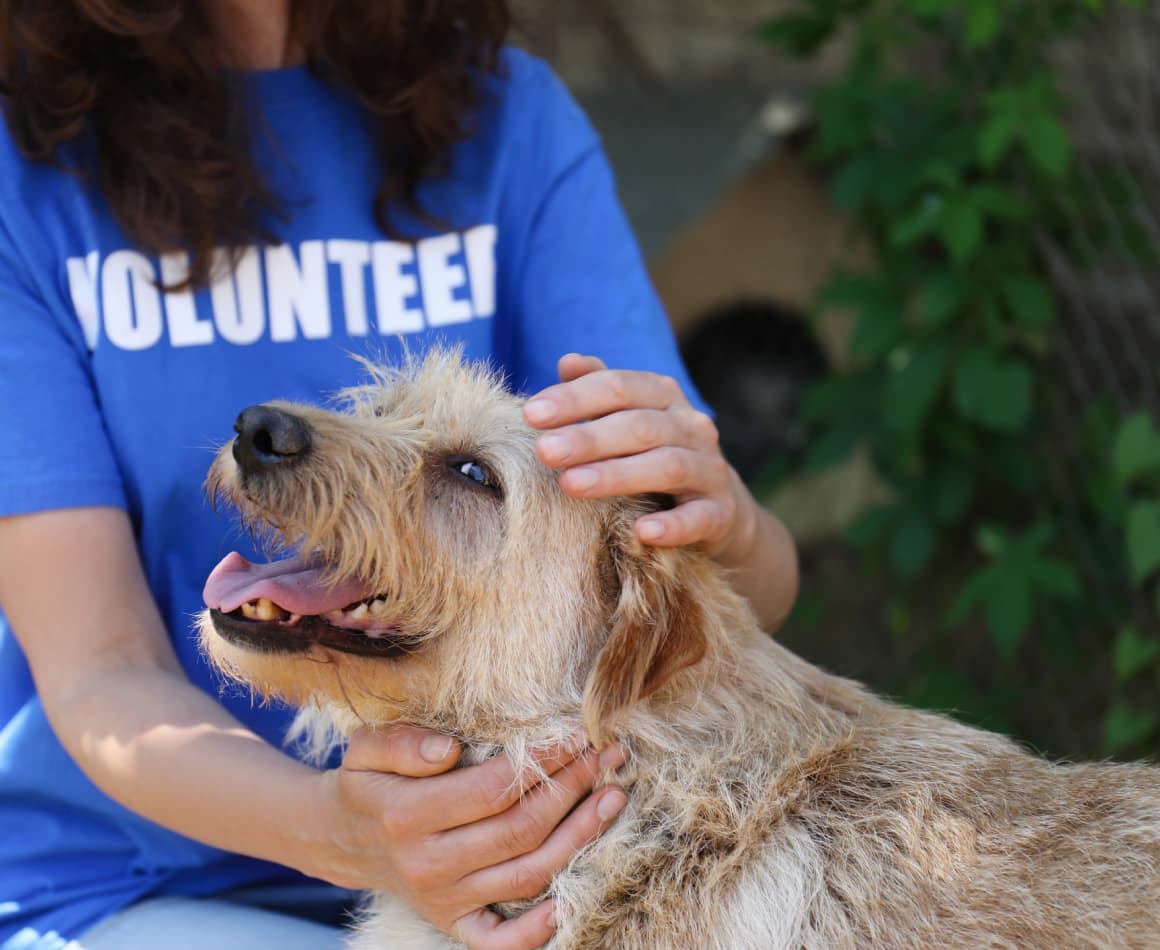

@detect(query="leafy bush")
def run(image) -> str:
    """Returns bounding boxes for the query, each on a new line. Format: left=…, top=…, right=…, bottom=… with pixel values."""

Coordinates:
left=761, top=0, right=1159, bottom=755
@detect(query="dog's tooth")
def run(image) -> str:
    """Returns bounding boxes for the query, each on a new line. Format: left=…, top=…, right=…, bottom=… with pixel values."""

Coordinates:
left=347, top=602, right=369, bottom=620
left=240, top=602, right=258, bottom=619
left=253, top=597, right=283, bottom=621
left=367, top=597, right=390, bottom=616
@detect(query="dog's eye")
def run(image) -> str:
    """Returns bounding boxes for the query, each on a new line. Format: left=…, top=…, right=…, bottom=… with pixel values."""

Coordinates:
left=449, top=458, right=501, bottom=494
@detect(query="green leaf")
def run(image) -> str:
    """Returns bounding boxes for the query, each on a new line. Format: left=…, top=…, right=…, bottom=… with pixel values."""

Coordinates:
left=975, top=523, right=1008, bottom=557
left=907, top=0, right=957, bottom=15
left=931, top=465, right=974, bottom=524
left=891, top=195, right=942, bottom=247
left=947, top=567, right=993, bottom=628
left=832, top=156, right=884, bottom=211
left=983, top=571, right=1031, bottom=658
left=972, top=185, right=1030, bottom=222
left=953, top=348, right=1033, bottom=432
left=804, top=422, right=864, bottom=472
left=939, top=197, right=984, bottom=264
left=1104, top=701, right=1159, bottom=754
left=851, top=302, right=904, bottom=358
left=891, top=509, right=935, bottom=578
left=1024, top=114, right=1072, bottom=178
left=1012, top=521, right=1055, bottom=556
left=966, top=0, right=1000, bottom=46
left=980, top=114, right=1020, bottom=168
left=846, top=505, right=898, bottom=548
left=1112, top=626, right=1160, bottom=681
left=1113, top=411, right=1160, bottom=486
left=921, top=270, right=969, bottom=326
left=817, top=271, right=884, bottom=309
left=1001, top=275, right=1055, bottom=325
left=1026, top=559, right=1080, bottom=601
left=1126, top=501, right=1160, bottom=582
left=804, top=373, right=874, bottom=422
left=757, top=13, right=835, bottom=55
left=885, top=342, right=951, bottom=433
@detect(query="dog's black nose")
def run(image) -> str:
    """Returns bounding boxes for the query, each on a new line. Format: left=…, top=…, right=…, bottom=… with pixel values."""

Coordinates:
left=232, top=405, right=312, bottom=474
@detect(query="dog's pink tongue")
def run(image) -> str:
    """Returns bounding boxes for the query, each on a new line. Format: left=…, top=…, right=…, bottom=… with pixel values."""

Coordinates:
left=203, top=552, right=370, bottom=615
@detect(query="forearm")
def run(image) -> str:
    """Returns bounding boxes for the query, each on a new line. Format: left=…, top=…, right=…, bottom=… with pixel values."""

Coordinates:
left=45, top=662, right=323, bottom=877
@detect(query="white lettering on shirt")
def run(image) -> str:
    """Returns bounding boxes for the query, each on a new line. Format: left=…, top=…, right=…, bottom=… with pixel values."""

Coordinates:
left=464, top=224, right=498, bottom=320
left=371, top=241, right=425, bottom=335
left=66, top=251, right=101, bottom=351
left=161, top=253, right=214, bottom=347
left=326, top=240, right=371, bottom=337
left=417, top=233, right=472, bottom=327
left=211, top=247, right=266, bottom=345
left=266, top=241, right=331, bottom=342
left=101, top=250, right=164, bottom=351
left=65, top=225, right=498, bottom=352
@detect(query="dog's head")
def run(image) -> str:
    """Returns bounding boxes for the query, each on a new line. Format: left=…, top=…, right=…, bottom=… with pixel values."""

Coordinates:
left=200, top=351, right=736, bottom=744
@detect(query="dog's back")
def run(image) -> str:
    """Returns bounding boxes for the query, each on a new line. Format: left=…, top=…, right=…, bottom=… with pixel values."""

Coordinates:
left=545, top=640, right=1160, bottom=949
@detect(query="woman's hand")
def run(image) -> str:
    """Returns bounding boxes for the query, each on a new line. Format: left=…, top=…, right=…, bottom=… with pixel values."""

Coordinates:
left=524, top=354, right=799, bottom=630
left=308, top=723, right=627, bottom=950
left=524, top=354, right=754, bottom=564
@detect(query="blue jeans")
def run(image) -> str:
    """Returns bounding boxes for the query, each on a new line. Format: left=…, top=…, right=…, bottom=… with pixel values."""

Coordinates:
left=70, top=884, right=355, bottom=949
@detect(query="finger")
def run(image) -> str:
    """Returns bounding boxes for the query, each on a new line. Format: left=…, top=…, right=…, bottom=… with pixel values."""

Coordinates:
left=343, top=723, right=461, bottom=778
left=435, top=746, right=612, bottom=873
left=418, top=735, right=590, bottom=830
left=535, top=407, right=718, bottom=470
left=461, top=784, right=628, bottom=906
left=558, top=446, right=730, bottom=501
left=635, top=496, right=735, bottom=549
left=557, top=352, right=606, bottom=383
left=454, top=900, right=557, bottom=950
left=523, top=370, right=688, bottom=430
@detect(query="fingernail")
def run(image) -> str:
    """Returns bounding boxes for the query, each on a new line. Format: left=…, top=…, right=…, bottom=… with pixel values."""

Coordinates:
left=598, top=744, right=627, bottom=770
left=420, top=735, right=454, bottom=762
left=538, top=434, right=571, bottom=463
left=567, top=467, right=598, bottom=491
left=524, top=398, right=557, bottom=425
left=597, top=788, right=627, bottom=822
left=637, top=519, right=665, bottom=541
left=545, top=900, right=559, bottom=930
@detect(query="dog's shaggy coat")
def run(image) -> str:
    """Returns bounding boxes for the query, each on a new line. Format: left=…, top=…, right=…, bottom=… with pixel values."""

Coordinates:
left=200, top=353, right=1160, bottom=949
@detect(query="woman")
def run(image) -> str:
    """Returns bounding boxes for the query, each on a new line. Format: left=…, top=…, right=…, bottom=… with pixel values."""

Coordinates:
left=0, top=2, right=799, bottom=948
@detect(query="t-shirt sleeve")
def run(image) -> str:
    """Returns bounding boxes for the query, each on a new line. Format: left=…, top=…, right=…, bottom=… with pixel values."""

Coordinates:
left=0, top=209, right=127, bottom=516
left=500, top=60, right=709, bottom=411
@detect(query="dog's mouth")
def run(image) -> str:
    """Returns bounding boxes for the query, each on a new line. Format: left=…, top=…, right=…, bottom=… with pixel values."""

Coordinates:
left=203, top=552, right=423, bottom=658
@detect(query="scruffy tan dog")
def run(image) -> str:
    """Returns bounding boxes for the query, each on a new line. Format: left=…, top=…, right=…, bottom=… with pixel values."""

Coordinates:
left=200, top=351, right=1160, bottom=950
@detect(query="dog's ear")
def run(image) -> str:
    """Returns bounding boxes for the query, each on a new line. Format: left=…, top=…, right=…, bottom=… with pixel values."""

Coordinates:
left=582, top=509, right=710, bottom=744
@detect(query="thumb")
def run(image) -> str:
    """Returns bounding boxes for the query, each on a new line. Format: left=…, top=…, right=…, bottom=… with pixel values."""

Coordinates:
left=343, top=723, right=461, bottom=778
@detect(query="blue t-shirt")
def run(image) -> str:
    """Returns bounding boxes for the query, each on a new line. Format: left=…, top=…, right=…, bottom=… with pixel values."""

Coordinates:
left=0, top=51, right=705, bottom=948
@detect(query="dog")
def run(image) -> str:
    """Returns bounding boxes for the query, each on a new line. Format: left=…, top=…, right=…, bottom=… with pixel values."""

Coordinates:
left=200, top=351, right=1160, bottom=949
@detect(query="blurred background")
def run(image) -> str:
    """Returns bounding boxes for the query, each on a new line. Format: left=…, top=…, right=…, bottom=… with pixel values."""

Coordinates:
left=515, top=0, right=1160, bottom=761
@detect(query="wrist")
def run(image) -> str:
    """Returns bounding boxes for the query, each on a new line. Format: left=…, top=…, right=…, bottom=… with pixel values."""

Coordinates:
left=280, top=766, right=349, bottom=884
left=713, top=471, right=800, bottom=631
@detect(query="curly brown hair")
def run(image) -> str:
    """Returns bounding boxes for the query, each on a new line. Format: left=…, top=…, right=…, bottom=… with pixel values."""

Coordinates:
left=0, top=1, right=511, bottom=286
